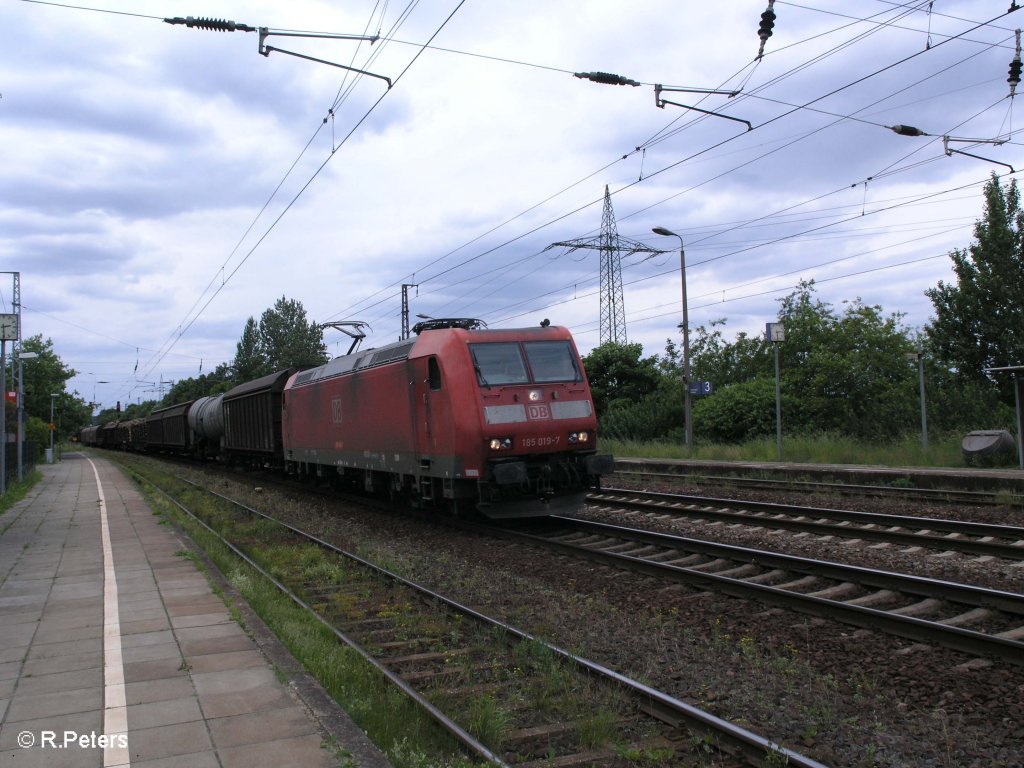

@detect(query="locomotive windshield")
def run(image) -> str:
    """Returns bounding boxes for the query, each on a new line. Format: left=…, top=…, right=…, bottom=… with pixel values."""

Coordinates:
left=523, top=341, right=580, bottom=382
left=470, top=343, right=529, bottom=385
left=470, top=341, right=580, bottom=385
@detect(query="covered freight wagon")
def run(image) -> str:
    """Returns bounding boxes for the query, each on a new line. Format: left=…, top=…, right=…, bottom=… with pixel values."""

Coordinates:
left=221, top=368, right=295, bottom=466
left=146, top=401, right=195, bottom=453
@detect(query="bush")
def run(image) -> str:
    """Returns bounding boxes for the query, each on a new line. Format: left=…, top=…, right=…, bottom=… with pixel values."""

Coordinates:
left=600, top=385, right=684, bottom=442
left=694, top=378, right=781, bottom=443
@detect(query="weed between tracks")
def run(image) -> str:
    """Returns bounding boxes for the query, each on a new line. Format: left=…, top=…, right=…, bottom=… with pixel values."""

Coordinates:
left=112, top=454, right=991, bottom=765
left=124, top=461, right=480, bottom=768
left=122, top=457, right=690, bottom=767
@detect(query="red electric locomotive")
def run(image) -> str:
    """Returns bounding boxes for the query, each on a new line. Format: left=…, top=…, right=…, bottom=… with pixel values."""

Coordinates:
left=281, top=319, right=613, bottom=517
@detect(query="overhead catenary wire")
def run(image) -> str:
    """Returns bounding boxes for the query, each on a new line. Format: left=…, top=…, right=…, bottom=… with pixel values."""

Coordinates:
left=483, top=172, right=998, bottom=329
left=327, top=1, right=970, bottom=324
left=16, top=0, right=1024, bottom=397
left=130, top=1, right=425, bottom=387
left=346, top=2, right=1020, bottom=337
left=112, top=1, right=470, bottom=401
left=126, top=2, right=467, bottom=389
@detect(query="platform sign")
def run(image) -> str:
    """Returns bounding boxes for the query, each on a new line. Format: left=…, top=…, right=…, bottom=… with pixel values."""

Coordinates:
left=688, top=381, right=713, bottom=396
left=766, top=322, right=785, bottom=342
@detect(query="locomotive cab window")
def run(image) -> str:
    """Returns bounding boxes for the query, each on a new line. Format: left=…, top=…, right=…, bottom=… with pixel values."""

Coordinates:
left=469, top=343, right=529, bottom=386
left=523, top=341, right=580, bottom=383
left=428, top=357, right=442, bottom=391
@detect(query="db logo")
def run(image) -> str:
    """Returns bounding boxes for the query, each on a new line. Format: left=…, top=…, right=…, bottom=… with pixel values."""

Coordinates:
left=527, top=404, right=551, bottom=420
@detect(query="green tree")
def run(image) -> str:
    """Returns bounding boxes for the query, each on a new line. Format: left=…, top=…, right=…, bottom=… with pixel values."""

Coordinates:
left=689, top=319, right=772, bottom=386
left=25, top=415, right=50, bottom=448
left=8, top=336, right=91, bottom=441
left=162, top=363, right=234, bottom=406
left=925, top=174, right=1024, bottom=403
left=233, top=317, right=264, bottom=382
left=18, top=335, right=76, bottom=421
left=639, top=283, right=926, bottom=443
left=581, top=342, right=661, bottom=416
left=231, top=296, right=328, bottom=382
left=775, top=283, right=918, bottom=439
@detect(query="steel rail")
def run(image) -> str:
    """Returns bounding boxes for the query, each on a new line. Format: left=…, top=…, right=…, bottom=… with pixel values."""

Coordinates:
left=160, top=476, right=829, bottom=768
left=481, top=516, right=1024, bottom=666
left=589, top=488, right=1024, bottom=560
left=149, top=477, right=510, bottom=767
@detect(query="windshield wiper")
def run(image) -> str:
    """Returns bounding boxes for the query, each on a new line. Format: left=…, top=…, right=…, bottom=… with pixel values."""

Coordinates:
left=474, top=363, right=491, bottom=388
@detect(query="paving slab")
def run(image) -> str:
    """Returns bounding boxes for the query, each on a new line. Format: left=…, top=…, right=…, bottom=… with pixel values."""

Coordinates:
left=0, top=453, right=391, bottom=768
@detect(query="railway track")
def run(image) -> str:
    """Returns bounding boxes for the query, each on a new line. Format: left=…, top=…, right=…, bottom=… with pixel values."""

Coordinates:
left=483, top=515, right=1024, bottom=667
left=611, top=469, right=1024, bottom=507
left=138, top=470, right=826, bottom=768
left=588, top=487, right=1024, bottom=561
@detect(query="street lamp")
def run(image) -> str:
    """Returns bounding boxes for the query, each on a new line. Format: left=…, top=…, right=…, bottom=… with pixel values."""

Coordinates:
left=49, top=393, right=58, bottom=463
left=652, top=226, right=693, bottom=449
left=907, top=351, right=928, bottom=452
left=15, top=351, right=38, bottom=481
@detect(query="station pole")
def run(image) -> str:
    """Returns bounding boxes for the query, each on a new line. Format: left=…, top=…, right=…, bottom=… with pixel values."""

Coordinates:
left=1, top=340, right=6, bottom=493
left=774, top=341, right=782, bottom=460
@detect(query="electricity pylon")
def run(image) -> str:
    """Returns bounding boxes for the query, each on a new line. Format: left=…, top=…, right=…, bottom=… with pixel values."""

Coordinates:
left=547, top=186, right=666, bottom=345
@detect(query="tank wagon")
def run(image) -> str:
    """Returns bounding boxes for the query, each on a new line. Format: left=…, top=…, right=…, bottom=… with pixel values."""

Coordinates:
left=188, top=394, right=224, bottom=459
left=282, top=320, right=612, bottom=516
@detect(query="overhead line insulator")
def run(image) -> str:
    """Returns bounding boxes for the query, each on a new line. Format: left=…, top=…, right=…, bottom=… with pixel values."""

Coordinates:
left=1008, top=29, right=1022, bottom=98
left=756, top=0, right=776, bottom=61
left=163, top=16, right=256, bottom=33
left=887, top=124, right=929, bottom=137
left=574, top=71, right=641, bottom=87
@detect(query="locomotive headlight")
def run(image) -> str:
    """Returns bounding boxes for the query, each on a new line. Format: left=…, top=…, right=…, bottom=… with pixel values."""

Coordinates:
left=568, top=431, right=590, bottom=444
left=528, top=389, right=543, bottom=402
left=489, top=437, right=513, bottom=450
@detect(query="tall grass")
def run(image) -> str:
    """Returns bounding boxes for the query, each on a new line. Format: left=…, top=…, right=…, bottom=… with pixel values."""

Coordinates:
left=602, top=432, right=973, bottom=468
left=0, top=470, right=42, bottom=518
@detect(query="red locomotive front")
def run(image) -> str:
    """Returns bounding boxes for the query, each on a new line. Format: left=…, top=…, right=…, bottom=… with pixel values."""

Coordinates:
left=282, top=320, right=612, bottom=516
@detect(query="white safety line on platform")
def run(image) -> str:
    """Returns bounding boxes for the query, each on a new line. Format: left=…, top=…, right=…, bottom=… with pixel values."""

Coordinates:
left=87, top=457, right=131, bottom=768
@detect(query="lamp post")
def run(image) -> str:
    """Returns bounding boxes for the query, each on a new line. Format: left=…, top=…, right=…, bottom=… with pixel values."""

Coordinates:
left=907, top=351, right=928, bottom=452
left=15, top=352, right=38, bottom=481
left=49, top=393, right=58, bottom=463
left=652, top=226, right=693, bottom=450
left=766, top=323, right=785, bottom=459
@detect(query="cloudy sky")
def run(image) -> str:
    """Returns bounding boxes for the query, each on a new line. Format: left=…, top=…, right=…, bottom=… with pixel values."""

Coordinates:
left=2, top=0, right=1021, bottom=411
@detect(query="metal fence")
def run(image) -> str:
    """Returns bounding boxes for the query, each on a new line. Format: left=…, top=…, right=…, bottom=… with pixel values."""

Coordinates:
left=2, top=440, right=41, bottom=488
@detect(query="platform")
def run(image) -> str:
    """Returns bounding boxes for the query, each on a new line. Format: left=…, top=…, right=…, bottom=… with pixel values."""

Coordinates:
left=0, top=453, right=391, bottom=768
left=613, top=456, right=1024, bottom=493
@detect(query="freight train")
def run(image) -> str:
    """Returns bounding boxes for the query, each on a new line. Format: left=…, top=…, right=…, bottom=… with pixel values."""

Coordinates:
left=81, top=320, right=613, bottom=517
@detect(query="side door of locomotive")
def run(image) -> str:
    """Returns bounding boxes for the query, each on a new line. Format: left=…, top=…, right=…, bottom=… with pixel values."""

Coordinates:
left=410, top=355, right=456, bottom=458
